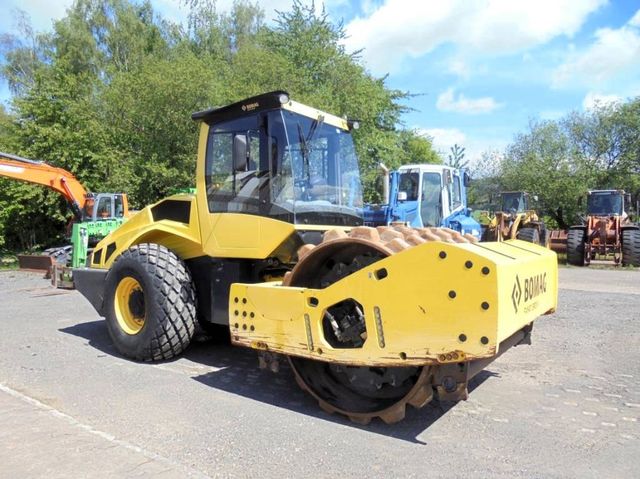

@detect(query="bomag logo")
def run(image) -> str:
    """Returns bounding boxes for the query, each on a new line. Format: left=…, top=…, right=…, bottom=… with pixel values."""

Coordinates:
left=241, top=102, right=259, bottom=112
left=512, top=272, right=547, bottom=313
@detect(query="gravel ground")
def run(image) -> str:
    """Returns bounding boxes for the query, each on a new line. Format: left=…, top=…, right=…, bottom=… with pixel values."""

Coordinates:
left=0, top=267, right=638, bottom=478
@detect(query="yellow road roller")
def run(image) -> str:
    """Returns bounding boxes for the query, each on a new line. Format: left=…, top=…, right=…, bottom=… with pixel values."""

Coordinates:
left=73, top=91, right=557, bottom=424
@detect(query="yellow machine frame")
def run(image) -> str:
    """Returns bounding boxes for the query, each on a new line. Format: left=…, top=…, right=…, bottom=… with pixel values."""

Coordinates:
left=86, top=95, right=557, bottom=370
left=75, top=91, right=559, bottom=425
left=230, top=239, right=556, bottom=366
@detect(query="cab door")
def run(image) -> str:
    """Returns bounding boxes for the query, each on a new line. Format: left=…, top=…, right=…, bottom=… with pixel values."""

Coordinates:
left=195, top=120, right=295, bottom=259
left=419, top=171, right=444, bottom=227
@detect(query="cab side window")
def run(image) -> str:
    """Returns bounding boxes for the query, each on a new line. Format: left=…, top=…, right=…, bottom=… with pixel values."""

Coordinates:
left=450, top=175, right=462, bottom=209
left=205, top=116, right=264, bottom=214
left=114, top=195, right=125, bottom=218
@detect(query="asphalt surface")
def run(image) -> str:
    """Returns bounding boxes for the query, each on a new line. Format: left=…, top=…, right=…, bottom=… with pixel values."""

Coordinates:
left=0, top=267, right=638, bottom=478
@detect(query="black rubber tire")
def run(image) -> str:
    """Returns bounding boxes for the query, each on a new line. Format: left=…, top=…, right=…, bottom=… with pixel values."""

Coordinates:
left=104, top=243, right=197, bottom=361
left=566, top=228, right=586, bottom=266
left=622, top=229, right=640, bottom=267
left=517, top=227, right=540, bottom=245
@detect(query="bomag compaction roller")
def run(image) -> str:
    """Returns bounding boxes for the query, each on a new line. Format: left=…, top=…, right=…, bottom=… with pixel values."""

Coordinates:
left=73, top=92, right=558, bottom=424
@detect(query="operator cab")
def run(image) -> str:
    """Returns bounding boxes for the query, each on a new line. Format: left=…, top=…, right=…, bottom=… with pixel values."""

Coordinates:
left=500, top=191, right=529, bottom=214
left=83, top=193, right=128, bottom=221
left=587, top=190, right=625, bottom=217
left=194, top=91, right=363, bottom=227
left=396, top=164, right=469, bottom=227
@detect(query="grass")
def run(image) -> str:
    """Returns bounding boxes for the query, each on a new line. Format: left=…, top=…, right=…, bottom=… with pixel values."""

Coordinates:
left=0, top=253, right=18, bottom=271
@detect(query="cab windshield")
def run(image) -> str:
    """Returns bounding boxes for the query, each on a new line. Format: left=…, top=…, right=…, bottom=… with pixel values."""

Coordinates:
left=205, top=108, right=363, bottom=226
left=501, top=192, right=527, bottom=213
left=587, top=192, right=623, bottom=216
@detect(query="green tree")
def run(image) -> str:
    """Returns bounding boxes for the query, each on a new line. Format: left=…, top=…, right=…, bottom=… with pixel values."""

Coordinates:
left=447, top=143, right=468, bottom=169
left=100, top=52, right=226, bottom=204
left=467, top=150, right=502, bottom=209
left=494, top=101, right=640, bottom=228
left=0, top=0, right=439, bottom=250
left=501, top=120, right=595, bottom=228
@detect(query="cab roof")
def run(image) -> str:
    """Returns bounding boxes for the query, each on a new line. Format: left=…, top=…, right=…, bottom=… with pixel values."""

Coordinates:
left=191, top=90, right=351, bottom=130
left=192, top=91, right=289, bottom=124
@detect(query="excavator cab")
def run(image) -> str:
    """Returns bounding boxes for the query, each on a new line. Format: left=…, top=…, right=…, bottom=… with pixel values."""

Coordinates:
left=85, top=193, right=129, bottom=221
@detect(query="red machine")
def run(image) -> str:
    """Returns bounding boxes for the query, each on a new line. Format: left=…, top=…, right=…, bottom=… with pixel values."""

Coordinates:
left=565, top=190, right=640, bottom=266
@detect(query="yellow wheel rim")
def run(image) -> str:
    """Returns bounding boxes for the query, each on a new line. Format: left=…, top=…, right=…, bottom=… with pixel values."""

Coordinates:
left=114, top=277, right=146, bottom=335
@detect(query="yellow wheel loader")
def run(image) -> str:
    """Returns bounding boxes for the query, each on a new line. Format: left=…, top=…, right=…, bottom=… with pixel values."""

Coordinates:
left=482, top=191, right=550, bottom=247
left=73, top=92, right=558, bottom=424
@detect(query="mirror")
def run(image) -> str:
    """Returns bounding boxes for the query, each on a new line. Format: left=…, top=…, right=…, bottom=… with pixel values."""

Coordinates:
left=443, top=169, right=452, bottom=184
left=233, top=134, right=248, bottom=172
left=397, top=191, right=408, bottom=201
left=463, top=171, right=471, bottom=187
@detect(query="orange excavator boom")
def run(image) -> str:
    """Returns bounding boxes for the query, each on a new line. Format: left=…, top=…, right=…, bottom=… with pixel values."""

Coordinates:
left=0, top=151, right=88, bottom=220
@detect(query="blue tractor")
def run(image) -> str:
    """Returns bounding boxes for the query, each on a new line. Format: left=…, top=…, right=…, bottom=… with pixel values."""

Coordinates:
left=363, top=164, right=482, bottom=240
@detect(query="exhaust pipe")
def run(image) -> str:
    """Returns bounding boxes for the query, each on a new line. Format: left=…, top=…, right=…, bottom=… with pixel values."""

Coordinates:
left=379, top=163, right=390, bottom=204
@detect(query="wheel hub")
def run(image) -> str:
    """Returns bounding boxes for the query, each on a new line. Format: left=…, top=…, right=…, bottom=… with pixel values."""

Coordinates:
left=114, top=276, right=146, bottom=335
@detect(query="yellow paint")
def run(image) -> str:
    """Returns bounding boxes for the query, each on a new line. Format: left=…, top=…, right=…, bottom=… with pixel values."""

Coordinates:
left=487, top=210, right=542, bottom=241
left=114, top=277, right=145, bottom=335
left=203, top=213, right=296, bottom=258
left=229, top=239, right=558, bottom=367
left=92, top=195, right=204, bottom=269
left=282, top=100, right=350, bottom=130
left=193, top=122, right=298, bottom=259
left=85, top=95, right=558, bottom=372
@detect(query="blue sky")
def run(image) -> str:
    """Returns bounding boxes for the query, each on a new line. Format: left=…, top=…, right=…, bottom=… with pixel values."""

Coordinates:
left=2, top=0, right=640, bottom=163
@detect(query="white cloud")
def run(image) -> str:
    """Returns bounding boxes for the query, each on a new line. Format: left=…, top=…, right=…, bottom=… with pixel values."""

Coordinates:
left=345, top=0, right=606, bottom=74
left=552, top=9, right=640, bottom=88
left=582, top=92, right=622, bottom=109
left=152, top=0, right=189, bottom=25
left=436, top=88, right=502, bottom=115
left=446, top=59, right=489, bottom=80
left=419, top=128, right=467, bottom=150
left=447, top=59, right=470, bottom=79
left=418, top=127, right=509, bottom=166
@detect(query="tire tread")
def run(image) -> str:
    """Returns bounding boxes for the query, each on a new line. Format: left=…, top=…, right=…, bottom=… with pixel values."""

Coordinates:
left=622, top=229, right=640, bottom=267
left=517, top=227, right=540, bottom=244
left=566, top=228, right=585, bottom=266
left=107, top=243, right=196, bottom=361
